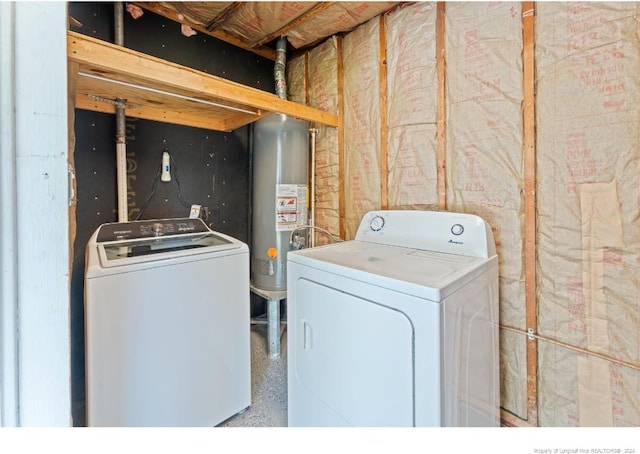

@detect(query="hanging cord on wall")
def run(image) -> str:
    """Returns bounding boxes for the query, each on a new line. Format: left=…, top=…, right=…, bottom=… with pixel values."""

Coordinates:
left=135, top=158, right=162, bottom=221
left=169, top=152, right=192, bottom=209
left=135, top=148, right=193, bottom=220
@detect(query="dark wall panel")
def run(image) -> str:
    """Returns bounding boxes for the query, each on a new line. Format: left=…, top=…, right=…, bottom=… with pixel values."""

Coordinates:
left=122, top=6, right=274, bottom=90
left=68, top=2, right=273, bottom=426
left=124, top=117, right=250, bottom=241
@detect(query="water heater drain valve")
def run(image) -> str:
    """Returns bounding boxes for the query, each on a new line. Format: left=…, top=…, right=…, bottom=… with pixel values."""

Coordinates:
left=267, top=248, right=278, bottom=276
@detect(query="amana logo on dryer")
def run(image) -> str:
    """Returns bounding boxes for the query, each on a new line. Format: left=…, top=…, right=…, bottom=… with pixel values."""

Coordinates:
left=448, top=239, right=463, bottom=245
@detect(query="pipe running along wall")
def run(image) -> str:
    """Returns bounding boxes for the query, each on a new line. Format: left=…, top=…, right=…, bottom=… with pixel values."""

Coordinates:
left=274, top=36, right=287, bottom=100
left=114, top=2, right=128, bottom=222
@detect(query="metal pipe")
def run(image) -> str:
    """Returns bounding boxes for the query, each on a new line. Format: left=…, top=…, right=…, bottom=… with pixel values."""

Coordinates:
left=114, top=2, right=127, bottom=222
left=247, top=122, right=254, bottom=252
left=267, top=298, right=280, bottom=359
left=500, top=324, right=640, bottom=372
left=78, top=72, right=258, bottom=115
left=309, top=128, right=317, bottom=247
left=274, top=36, right=287, bottom=99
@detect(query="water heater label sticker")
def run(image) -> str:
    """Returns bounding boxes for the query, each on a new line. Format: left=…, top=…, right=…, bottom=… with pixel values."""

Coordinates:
left=276, top=184, right=308, bottom=231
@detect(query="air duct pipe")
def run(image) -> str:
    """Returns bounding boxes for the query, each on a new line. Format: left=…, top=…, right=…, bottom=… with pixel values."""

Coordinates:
left=114, top=2, right=128, bottom=222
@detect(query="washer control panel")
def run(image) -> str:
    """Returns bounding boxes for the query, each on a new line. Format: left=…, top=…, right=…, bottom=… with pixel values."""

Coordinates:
left=355, top=210, right=495, bottom=258
left=96, top=218, right=209, bottom=242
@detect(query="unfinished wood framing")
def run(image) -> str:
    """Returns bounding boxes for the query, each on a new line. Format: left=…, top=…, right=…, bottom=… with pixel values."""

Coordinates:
left=379, top=15, right=389, bottom=210
left=66, top=3, right=640, bottom=427
left=250, top=3, right=335, bottom=49
left=522, top=1, right=538, bottom=427
left=337, top=36, right=346, bottom=240
left=133, top=2, right=277, bottom=60
left=304, top=51, right=311, bottom=106
left=67, top=60, right=79, bottom=277
left=68, top=31, right=339, bottom=132
left=436, top=2, right=447, bottom=210
left=204, top=3, right=243, bottom=32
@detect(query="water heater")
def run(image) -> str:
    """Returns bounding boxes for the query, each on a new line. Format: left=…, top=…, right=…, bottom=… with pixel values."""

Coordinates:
left=251, top=113, right=309, bottom=291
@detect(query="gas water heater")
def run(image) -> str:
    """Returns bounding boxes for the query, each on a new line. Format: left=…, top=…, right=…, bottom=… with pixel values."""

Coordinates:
left=251, top=113, right=309, bottom=291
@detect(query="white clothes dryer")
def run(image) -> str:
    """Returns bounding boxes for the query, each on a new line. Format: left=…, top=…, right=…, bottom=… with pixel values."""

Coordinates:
left=287, top=210, right=499, bottom=427
left=85, top=218, right=250, bottom=427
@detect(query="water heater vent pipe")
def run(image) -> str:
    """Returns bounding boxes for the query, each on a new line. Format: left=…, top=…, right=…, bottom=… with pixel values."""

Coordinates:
left=274, top=36, right=287, bottom=99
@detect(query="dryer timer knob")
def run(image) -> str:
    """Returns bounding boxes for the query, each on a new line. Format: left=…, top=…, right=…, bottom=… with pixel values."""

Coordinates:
left=451, top=224, right=464, bottom=235
left=370, top=215, right=385, bottom=232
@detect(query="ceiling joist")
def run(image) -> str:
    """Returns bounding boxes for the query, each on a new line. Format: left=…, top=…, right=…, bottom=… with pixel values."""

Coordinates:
left=205, top=2, right=245, bottom=32
left=250, top=2, right=335, bottom=49
left=132, top=2, right=277, bottom=60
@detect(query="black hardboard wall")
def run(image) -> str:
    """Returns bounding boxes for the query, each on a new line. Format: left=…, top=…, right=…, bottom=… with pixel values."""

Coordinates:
left=69, top=2, right=274, bottom=425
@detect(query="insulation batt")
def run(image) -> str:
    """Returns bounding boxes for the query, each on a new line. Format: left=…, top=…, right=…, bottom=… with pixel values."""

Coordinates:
left=126, top=4, right=143, bottom=19
left=181, top=24, right=197, bottom=37
left=177, top=14, right=197, bottom=37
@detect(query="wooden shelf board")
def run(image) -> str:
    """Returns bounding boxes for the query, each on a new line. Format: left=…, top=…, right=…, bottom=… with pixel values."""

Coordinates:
left=68, top=31, right=339, bottom=131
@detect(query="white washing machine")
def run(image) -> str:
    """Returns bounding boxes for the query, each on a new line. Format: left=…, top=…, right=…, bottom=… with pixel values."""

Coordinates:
left=287, top=210, right=499, bottom=427
left=84, top=218, right=250, bottom=427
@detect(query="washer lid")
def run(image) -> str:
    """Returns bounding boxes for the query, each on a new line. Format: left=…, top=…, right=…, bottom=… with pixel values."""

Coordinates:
left=288, top=240, right=495, bottom=301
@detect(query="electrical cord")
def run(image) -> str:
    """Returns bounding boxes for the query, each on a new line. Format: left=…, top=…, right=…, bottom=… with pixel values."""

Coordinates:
left=135, top=156, right=162, bottom=221
left=170, top=153, right=192, bottom=209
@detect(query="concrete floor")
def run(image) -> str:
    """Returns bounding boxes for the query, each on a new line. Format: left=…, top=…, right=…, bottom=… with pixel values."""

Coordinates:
left=218, top=324, right=288, bottom=427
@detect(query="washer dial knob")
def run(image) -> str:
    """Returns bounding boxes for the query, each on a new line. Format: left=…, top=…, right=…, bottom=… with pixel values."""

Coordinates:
left=152, top=222, right=164, bottom=236
left=451, top=224, right=464, bottom=236
left=370, top=215, right=385, bottom=232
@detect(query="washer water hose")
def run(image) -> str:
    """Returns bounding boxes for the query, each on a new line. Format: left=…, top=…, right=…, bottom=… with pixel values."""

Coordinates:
left=290, top=225, right=343, bottom=250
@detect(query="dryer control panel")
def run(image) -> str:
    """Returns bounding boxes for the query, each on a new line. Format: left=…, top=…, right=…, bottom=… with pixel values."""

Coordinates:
left=355, top=210, right=496, bottom=258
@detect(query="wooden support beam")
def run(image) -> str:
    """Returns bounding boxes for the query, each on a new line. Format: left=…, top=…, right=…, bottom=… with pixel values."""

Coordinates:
left=304, top=51, right=311, bottom=106
left=68, top=32, right=339, bottom=131
left=251, top=2, right=335, bottom=49
left=522, top=1, right=538, bottom=427
left=222, top=111, right=270, bottom=132
left=379, top=15, right=388, bottom=210
left=501, top=409, right=536, bottom=427
left=74, top=94, right=233, bottom=132
left=132, top=2, right=277, bottom=60
left=436, top=2, right=447, bottom=210
left=337, top=36, right=346, bottom=240
left=67, top=60, right=79, bottom=275
left=304, top=50, right=314, bottom=237
left=205, top=2, right=244, bottom=31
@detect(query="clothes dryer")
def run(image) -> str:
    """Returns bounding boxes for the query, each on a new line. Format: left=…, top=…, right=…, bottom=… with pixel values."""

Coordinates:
left=287, top=210, right=499, bottom=427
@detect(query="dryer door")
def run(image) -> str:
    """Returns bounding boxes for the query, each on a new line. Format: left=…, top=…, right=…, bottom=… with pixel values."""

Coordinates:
left=291, top=279, right=414, bottom=426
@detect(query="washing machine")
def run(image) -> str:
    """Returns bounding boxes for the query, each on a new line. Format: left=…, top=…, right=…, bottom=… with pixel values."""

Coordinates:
left=84, top=218, right=250, bottom=427
left=287, top=210, right=499, bottom=427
